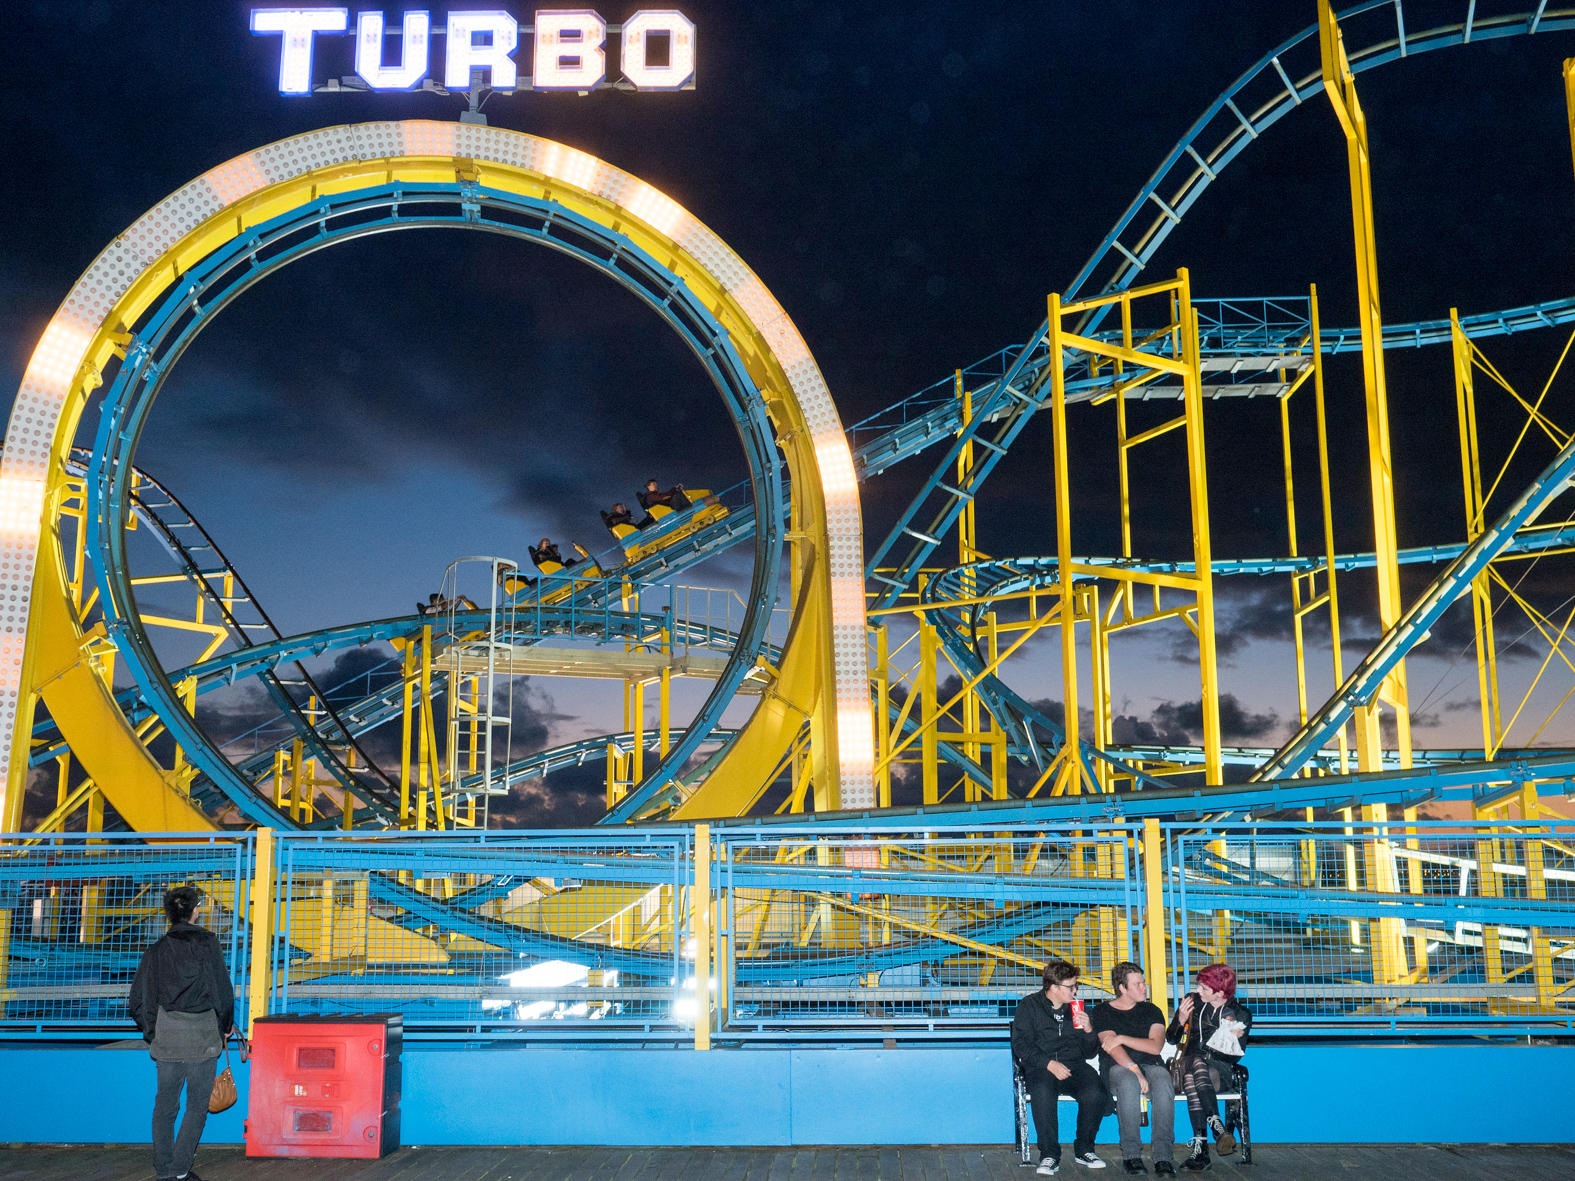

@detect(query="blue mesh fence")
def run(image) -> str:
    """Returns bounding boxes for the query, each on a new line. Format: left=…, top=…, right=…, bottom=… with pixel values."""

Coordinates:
left=3, top=820, right=1571, bottom=1042
left=263, top=831, right=691, bottom=1036
left=0, top=833, right=254, bottom=1036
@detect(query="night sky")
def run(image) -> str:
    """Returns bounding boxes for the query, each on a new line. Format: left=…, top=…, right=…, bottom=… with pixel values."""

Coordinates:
left=6, top=1, right=1575, bottom=825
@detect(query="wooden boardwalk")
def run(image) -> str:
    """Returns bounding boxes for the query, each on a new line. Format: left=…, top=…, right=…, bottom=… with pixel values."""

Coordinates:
left=2, top=1144, right=1570, bottom=1181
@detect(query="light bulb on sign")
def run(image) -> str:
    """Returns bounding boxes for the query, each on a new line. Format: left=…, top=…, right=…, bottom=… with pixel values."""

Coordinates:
left=445, top=10, right=520, bottom=90
left=355, top=10, right=430, bottom=90
left=533, top=10, right=607, bottom=90
left=250, top=7, right=348, bottom=95
left=620, top=10, right=694, bottom=90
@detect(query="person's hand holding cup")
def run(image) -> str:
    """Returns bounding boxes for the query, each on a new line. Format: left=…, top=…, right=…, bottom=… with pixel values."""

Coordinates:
left=1070, top=996, right=1091, bottom=1033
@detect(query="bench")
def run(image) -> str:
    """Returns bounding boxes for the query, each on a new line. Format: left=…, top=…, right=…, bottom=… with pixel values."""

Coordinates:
left=1013, top=1058, right=1252, bottom=1166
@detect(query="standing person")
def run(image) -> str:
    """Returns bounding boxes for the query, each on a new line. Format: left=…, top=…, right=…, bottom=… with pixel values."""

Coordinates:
left=1011, top=959, right=1110, bottom=1174
left=128, top=886, right=236, bottom=1181
left=1166, top=963, right=1251, bottom=1172
left=1093, top=962, right=1176, bottom=1176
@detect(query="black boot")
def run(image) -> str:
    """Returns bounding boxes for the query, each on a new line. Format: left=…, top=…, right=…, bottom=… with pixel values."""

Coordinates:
left=1209, top=1114, right=1235, bottom=1157
left=1179, top=1137, right=1210, bottom=1172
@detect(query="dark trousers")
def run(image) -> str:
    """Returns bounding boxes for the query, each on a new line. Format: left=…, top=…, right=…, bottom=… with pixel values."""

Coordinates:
left=153, top=1056, right=217, bottom=1179
left=1024, top=1059, right=1107, bottom=1160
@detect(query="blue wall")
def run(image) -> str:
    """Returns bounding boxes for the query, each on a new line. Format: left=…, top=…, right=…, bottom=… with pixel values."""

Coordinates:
left=3, top=1043, right=1571, bottom=1146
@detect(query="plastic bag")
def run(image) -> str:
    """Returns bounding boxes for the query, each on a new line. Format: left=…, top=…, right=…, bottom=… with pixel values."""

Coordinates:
left=1205, top=1019, right=1244, bottom=1057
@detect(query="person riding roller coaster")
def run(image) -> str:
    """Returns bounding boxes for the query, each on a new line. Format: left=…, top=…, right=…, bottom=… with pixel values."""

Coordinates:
left=529, top=538, right=576, bottom=570
left=638, top=479, right=691, bottom=513
left=602, top=501, right=656, bottom=533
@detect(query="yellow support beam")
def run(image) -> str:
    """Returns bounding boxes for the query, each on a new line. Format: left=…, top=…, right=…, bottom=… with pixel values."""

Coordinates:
left=247, top=828, right=275, bottom=1036
left=693, top=823, right=711, bottom=1050
left=1319, top=0, right=1410, bottom=774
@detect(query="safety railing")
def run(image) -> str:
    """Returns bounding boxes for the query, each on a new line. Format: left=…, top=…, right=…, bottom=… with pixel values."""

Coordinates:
left=0, top=832, right=255, bottom=1036
left=262, top=830, right=695, bottom=1039
left=719, top=829, right=1140, bottom=1033
left=1158, top=821, right=1575, bottom=1032
left=4, top=819, right=1571, bottom=1043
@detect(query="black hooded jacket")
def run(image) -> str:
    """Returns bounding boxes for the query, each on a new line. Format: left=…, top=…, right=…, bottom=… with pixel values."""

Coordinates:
left=128, top=922, right=235, bottom=1042
left=1011, top=989, right=1099, bottom=1074
left=1165, top=991, right=1252, bottom=1066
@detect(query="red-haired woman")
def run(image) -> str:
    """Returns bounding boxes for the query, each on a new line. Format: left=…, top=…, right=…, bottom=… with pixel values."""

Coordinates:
left=1165, top=963, right=1251, bottom=1172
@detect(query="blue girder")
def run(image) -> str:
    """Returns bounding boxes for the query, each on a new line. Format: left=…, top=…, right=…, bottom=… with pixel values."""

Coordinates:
left=87, top=180, right=786, bottom=827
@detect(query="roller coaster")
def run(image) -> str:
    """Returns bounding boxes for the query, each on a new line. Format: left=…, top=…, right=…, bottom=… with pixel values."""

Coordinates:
left=4, top=3, right=1575, bottom=1041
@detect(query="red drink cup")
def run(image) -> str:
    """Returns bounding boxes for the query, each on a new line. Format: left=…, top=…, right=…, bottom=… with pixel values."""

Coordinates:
left=1070, top=998, right=1084, bottom=1017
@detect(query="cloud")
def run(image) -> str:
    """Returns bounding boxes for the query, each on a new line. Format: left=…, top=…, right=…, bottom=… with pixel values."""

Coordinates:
left=1150, top=693, right=1280, bottom=743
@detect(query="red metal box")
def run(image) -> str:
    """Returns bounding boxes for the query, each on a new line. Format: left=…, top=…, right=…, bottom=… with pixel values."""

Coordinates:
left=244, top=1014, right=401, bottom=1158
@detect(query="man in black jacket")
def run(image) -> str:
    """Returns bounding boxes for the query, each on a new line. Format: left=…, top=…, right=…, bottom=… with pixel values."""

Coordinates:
left=128, top=885, right=235, bottom=1181
left=1011, top=959, right=1110, bottom=1174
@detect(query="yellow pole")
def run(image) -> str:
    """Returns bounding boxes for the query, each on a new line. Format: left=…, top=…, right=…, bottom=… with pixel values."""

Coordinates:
left=1143, top=818, right=1168, bottom=1013
left=1048, top=291, right=1084, bottom=792
left=660, top=627, right=672, bottom=760
left=1310, top=287, right=1350, bottom=775
left=1520, top=785, right=1555, bottom=1007
left=1177, top=275, right=1223, bottom=785
left=1564, top=59, right=1575, bottom=179
left=1320, top=0, right=1409, bottom=773
left=247, top=828, right=275, bottom=1036
left=988, top=613, right=1007, bottom=800
left=1452, top=309, right=1503, bottom=756
left=400, top=639, right=415, bottom=826
left=875, top=625, right=892, bottom=808
left=633, top=676, right=645, bottom=784
left=417, top=623, right=432, bottom=830
left=920, top=593, right=939, bottom=805
left=1281, top=389, right=1310, bottom=734
left=693, top=823, right=711, bottom=1050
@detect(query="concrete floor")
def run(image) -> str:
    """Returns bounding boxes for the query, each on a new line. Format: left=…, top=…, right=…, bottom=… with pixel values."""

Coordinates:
left=2, top=1144, right=1571, bottom=1181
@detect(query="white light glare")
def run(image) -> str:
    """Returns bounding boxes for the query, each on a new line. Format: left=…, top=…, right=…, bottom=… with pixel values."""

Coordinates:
left=0, top=477, right=46, bottom=541
left=355, top=10, right=430, bottom=90
left=533, top=10, right=607, bottom=90
left=250, top=8, right=349, bottom=95
left=621, top=10, right=695, bottom=90
left=489, top=958, right=588, bottom=1018
left=445, top=10, right=520, bottom=90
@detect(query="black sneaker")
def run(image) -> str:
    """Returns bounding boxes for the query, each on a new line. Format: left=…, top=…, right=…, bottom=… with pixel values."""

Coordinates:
left=1179, top=1137, right=1210, bottom=1172
left=1037, top=1157, right=1061, bottom=1176
left=1124, top=1160, right=1149, bottom=1174
left=1073, top=1153, right=1107, bottom=1169
left=1208, top=1115, right=1235, bottom=1157
left=1154, top=1164, right=1176, bottom=1177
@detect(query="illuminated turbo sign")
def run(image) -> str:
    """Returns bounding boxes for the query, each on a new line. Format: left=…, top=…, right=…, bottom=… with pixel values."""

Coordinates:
left=250, top=8, right=695, bottom=95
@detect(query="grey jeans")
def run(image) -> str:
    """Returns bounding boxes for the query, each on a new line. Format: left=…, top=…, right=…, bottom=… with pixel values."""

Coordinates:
left=1107, top=1061, right=1175, bottom=1164
left=152, top=1056, right=217, bottom=1179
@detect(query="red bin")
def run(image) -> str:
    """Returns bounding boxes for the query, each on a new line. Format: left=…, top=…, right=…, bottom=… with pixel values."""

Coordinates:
left=244, top=1014, right=402, bottom=1158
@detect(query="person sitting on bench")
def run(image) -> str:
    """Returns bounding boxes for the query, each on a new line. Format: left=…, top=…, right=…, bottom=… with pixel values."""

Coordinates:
left=1167, top=963, right=1252, bottom=1172
left=529, top=538, right=576, bottom=570
left=1011, top=959, right=1109, bottom=1174
left=1094, top=961, right=1176, bottom=1176
left=638, top=478, right=691, bottom=513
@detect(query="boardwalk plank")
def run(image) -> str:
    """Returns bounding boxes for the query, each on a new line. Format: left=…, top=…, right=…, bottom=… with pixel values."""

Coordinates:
left=4, top=1144, right=1573, bottom=1180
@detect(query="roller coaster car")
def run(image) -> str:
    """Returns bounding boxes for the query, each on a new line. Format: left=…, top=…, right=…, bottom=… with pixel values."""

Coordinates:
left=527, top=542, right=604, bottom=605
left=612, top=490, right=728, bottom=562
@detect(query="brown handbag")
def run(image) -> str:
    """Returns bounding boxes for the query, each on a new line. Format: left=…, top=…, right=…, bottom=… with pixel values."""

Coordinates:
left=208, top=1032, right=246, bottom=1113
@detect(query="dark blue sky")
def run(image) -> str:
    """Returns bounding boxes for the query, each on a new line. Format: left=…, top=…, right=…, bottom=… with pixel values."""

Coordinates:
left=6, top=2, right=1575, bottom=821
